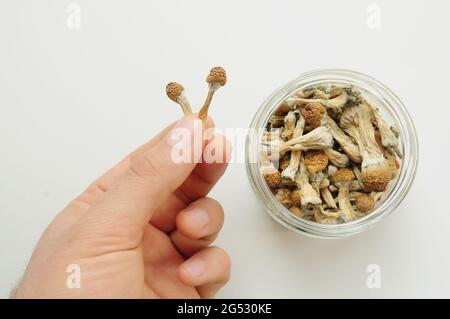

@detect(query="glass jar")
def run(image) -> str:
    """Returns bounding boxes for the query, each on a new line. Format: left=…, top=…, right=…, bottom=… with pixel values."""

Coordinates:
left=245, top=69, right=419, bottom=239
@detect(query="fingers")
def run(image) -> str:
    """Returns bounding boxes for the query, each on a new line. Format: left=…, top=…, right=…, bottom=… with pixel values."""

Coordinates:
left=178, top=247, right=231, bottom=298
left=150, top=132, right=232, bottom=232
left=170, top=197, right=224, bottom=257
left=180, top=132, right=233, bottom=200
left=74, top=120, right=179, bottom=208
left=88, top=115, right=213, bottom=227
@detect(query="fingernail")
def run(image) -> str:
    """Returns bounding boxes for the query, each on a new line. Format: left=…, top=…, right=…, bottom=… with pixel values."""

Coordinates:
left=185, top=208, right=209, bottom=230
left=183, top=259, right=206, bottom=278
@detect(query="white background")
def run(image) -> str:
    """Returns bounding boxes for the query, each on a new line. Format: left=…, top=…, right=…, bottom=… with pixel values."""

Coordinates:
left=1, top=0, right=449, bottom=298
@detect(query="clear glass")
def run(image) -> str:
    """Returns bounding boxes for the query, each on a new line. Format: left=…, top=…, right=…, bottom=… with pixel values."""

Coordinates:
left=245, top=69, right=419, bottom=239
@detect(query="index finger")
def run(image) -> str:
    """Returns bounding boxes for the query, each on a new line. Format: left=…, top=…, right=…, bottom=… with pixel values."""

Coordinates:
left=87, top=115, right=212, bottom=227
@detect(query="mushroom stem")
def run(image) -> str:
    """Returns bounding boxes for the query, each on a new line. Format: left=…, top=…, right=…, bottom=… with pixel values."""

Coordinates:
left=321, top=187, right=337, bottom=209
left=329, top=180, right=362, bottom=192
left=289, top=90, right=348, bottom=110
left=281, top=111, right=297, bottom=141
left=323, top=115, right=361, bottom=163
left=332, top=168, right=358, bottom=221
left=179, top=98, right=193, bottom=115
left=369, top=104, right=402, bottom=158
left=198, top=66, right=227, bottom=120
left=324, top=148, right=350, bottom=167
left=264, top=126, right=333, bottom=155
left=337, top=184, right=357, bottom=221
left=294, top=155, right=322, bottom=206
left=281, top=115, right=305, bottom=181
left=314, top=206, right=341, bottom=224
left=352, top=165, right=367, bottom=191
left=199, top=88, right=215, bottom=120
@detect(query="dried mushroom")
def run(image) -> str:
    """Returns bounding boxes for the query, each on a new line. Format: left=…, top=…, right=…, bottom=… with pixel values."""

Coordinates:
left=260, top=84, right=401, bottom=224
left=260, top=152, right=282, bottom=188
left=281, top=115, right=305, bottom=181
left=294, top=155, right=322, bottom=206
left=166, top=66, right=227, bottom=120
left=166, top=82, right=193, bottom=115
left=332, top=168, right=358, bottom=222
left=264, top=126, right=334, bottom=154
left=354, top=193, right=375, bottom=213
left=340, top=104, right=392, bottom=192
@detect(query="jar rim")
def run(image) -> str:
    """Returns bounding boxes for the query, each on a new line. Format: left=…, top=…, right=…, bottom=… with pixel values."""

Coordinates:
left=245, top=69, right=419, bottom=239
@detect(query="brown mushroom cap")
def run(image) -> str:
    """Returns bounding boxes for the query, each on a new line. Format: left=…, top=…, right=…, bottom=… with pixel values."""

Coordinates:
left=302, top=102, right=326, bottom=128
left=361, top=166, right=391, bottom=192
left=333, top=168, right=355, bottom=183
left=304, top=150, right=329, bottom=173
left=207, top=66, right=227, bottom=86
left=279, top=158, right=290, bottom=171
left=289, top=206, right=303, bottom=217
left=166, top=82, right=184, bottom=102
left=386, top=154, right=399, bottom=179
left=274, top=101, right=291, bottom=115
left=290, top=189, right=302, bottom=207
left=355, top=194, right=375, bottom=213
left=264, top=171, right=282, bottom=188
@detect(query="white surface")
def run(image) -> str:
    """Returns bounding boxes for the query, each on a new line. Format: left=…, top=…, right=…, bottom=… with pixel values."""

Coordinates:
left=0, top=0, right=449, bottom=298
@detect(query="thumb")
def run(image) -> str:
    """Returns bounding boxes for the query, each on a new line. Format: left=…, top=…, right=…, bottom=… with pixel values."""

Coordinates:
left=89, top=115, right=212, bottom=227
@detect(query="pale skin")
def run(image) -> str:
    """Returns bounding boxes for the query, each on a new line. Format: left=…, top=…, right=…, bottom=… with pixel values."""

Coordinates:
left=13, top=115, right=232, bottom=298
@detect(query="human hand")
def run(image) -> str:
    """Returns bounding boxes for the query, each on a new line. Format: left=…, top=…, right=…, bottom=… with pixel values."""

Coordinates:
left=14, top=115, right=232, bottom=298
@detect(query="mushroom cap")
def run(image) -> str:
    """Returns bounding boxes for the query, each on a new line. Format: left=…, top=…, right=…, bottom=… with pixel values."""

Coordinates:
left=279, top=158, right=290, bottom=170
left=274, top=101, right=291, bottom=115
left=289, top=206, right=303, bottom=217
left=302, top=102, right=326, bottom=128
left=290, top=189, right=302, bottom=207
left=332, top=168, right=355, bottom=183
left=207, top=66, right=227, bottom=86
left=304, top=150, right=329, bottom=173
left=166, top=82, right=184, bottom=102
left=386, top=154, right=399, bottom=179
left=355, top=194, right=375, bottom=213
left=361, top=165, right=391, bottom=192
left=275, top=188, right=293, bottom=207
left=264, top=171, right=282, bottom=188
